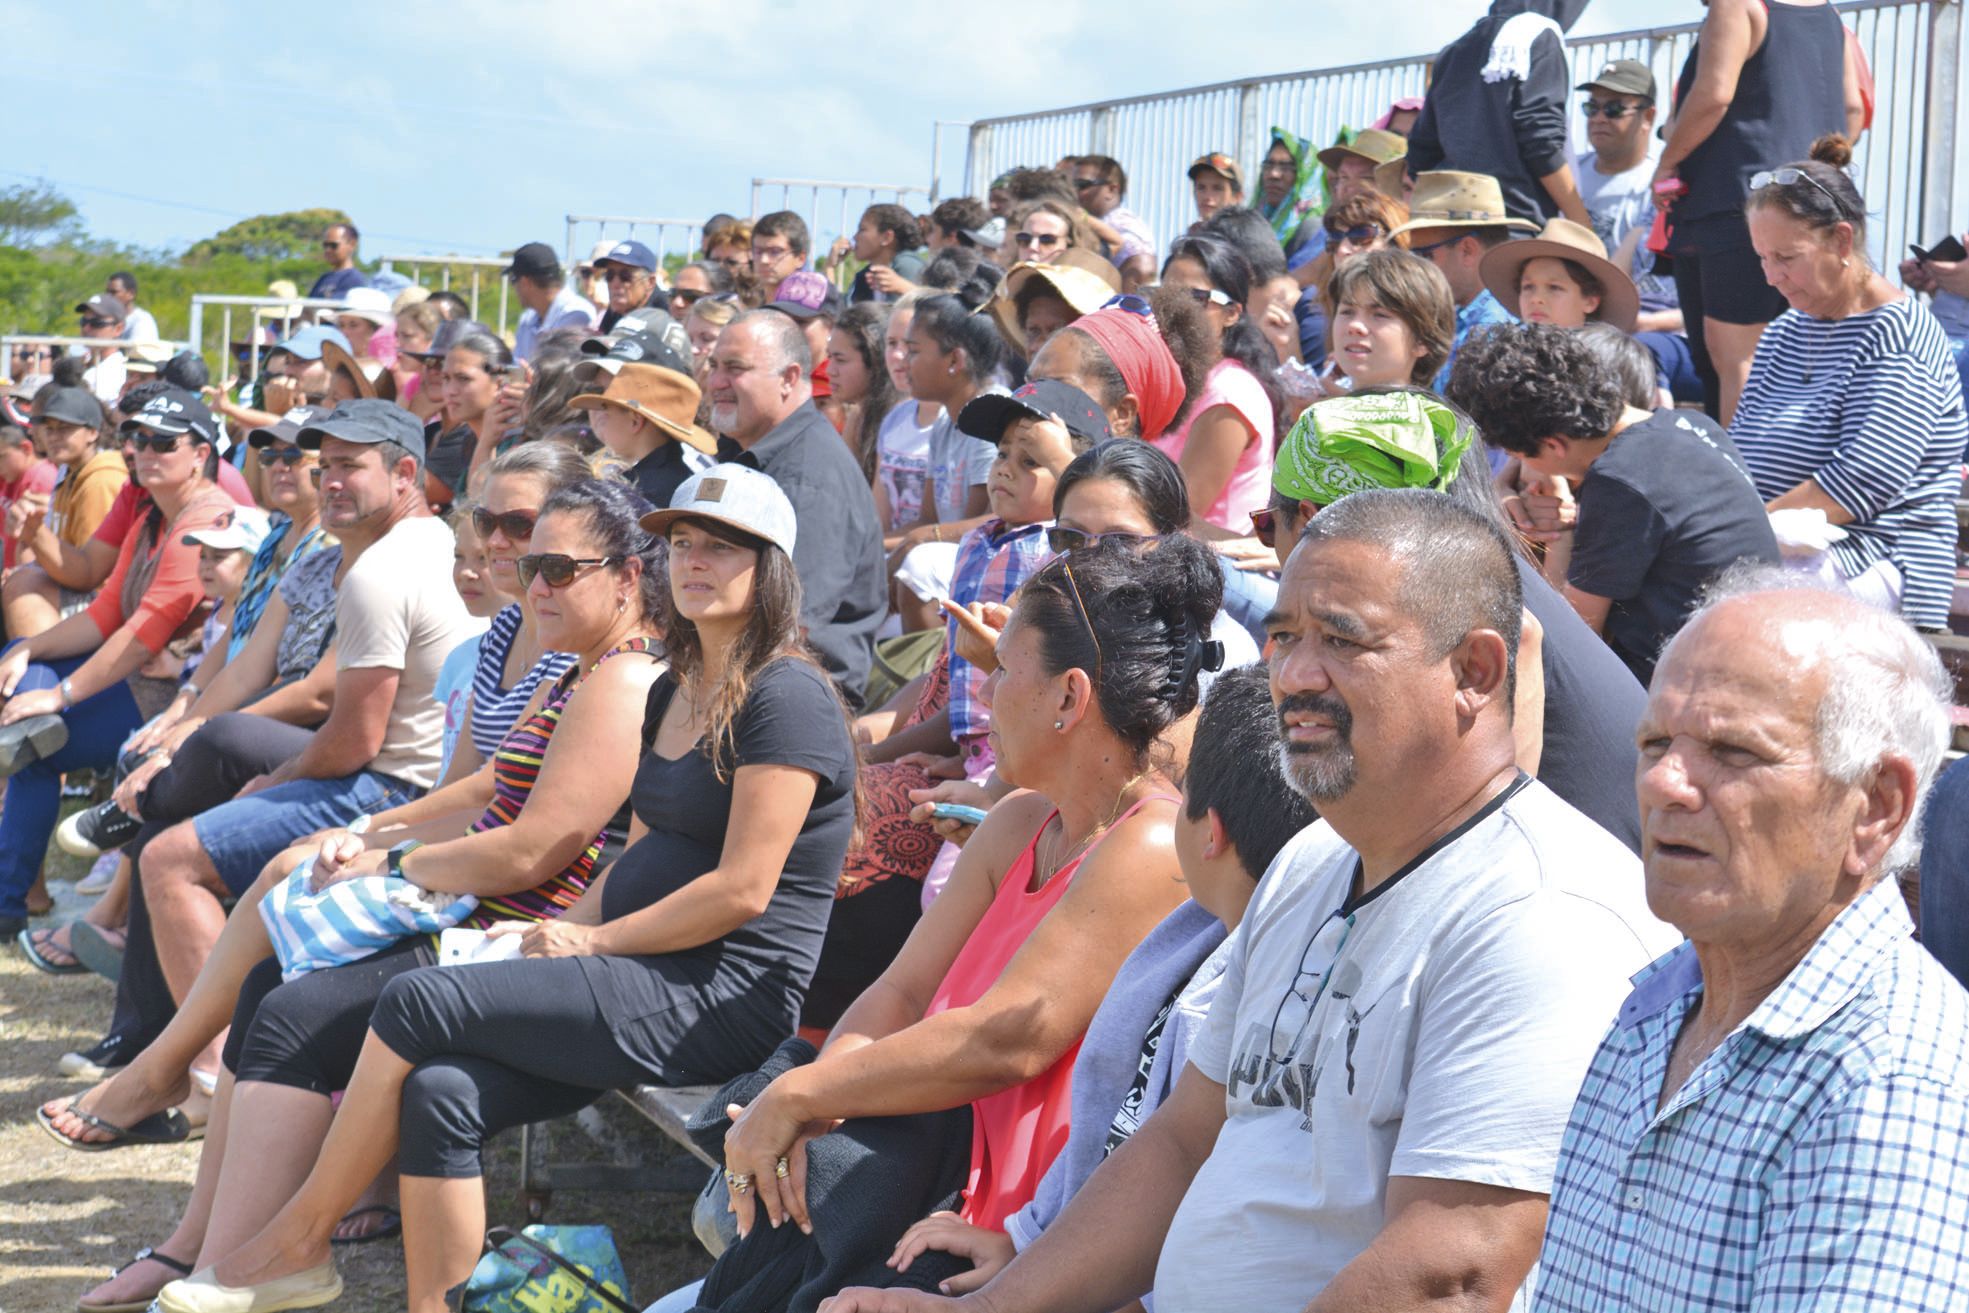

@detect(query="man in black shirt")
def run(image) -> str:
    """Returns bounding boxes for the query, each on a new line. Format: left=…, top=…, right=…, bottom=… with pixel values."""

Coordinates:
left=706, top=310, right=886, bottom=705
left=1448, top=323, right=1780, bottom=685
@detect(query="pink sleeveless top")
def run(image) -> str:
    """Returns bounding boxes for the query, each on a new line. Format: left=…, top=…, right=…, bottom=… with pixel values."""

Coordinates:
left=925, top=797, right=1176, bottom=1230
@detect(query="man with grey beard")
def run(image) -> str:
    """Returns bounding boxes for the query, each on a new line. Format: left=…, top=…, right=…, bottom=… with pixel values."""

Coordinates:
left=821, top=488, right=1673, bottom=1313
left=705, top=310, right=885, bottom=706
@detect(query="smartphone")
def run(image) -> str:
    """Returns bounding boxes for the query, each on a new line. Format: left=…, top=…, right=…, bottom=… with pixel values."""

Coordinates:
left=1912, top=236, right=1969, bottom=264
left=930, top=803, right=990, bottom=826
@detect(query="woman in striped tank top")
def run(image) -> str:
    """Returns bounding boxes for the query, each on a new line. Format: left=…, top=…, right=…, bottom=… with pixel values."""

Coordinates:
left=43, top=480, right=667, bottom=1313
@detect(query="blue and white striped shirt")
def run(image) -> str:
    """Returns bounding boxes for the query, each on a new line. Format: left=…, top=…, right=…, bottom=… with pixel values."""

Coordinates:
left=1535, top=875, right=1969, bottom=1311
left=1729, top=296, right=1967, bottom=628
left=468, top=604, right=575, bottom=761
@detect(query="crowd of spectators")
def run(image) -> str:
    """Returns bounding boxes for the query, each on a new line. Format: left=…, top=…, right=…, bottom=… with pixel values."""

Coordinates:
left=6, top=0, right=1969, bottom=1309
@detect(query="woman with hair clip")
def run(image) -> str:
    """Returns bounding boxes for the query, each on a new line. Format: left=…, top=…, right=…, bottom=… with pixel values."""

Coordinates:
left=51, top=479, right=668, bottom=1313
left=152, top=465, right=859, bottom=1313
left=828, top=302, right=897, bottom=484
left=690, top=533, right=1226, bottom=1313
left=1730, top=134, right=1969, bottom=631
left=1154, top=235, right=1281, bottom=537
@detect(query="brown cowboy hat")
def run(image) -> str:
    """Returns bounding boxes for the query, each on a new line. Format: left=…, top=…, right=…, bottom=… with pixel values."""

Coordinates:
left=569, top=362, right=719, bottom=455
left=1387, top=171, right=1541, bottom=240
left=990, top=251, right=1121, bottom=353
left=1478, top=218, right=1640, bottom=333
left=321, top=339, right=399, bottom=402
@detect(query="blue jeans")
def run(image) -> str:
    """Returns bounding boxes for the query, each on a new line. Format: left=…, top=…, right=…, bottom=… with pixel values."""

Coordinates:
left=1216, top=555, right=1276, bottom=648
left=0, top=647, right=143, bottom=919
left=191, top=767, right=420, bottom=895
left=1636, top=330, right=1706, bottom=406
left=1919, top=754, right=1969, bottom=988
left=1947, top=336, right=1969, bottom=403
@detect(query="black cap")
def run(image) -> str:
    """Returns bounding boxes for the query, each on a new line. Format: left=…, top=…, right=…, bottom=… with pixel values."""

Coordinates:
left=118, top=387, right=219, bottom=445
left=1576, top=58, right=1656, bottom=101
left=36, top=385, right=104, bottom=430
left=503, top=241, right=562, bottom=282
left=247, top=404, right=333, bottom=448
left=296, top=398, right=426, bottom=464
left=958, top=380, right=1112, bottom=446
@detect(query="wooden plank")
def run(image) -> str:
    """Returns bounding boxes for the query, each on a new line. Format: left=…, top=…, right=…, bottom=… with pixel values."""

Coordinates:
left=616, top=1085, right=721, bottom=1168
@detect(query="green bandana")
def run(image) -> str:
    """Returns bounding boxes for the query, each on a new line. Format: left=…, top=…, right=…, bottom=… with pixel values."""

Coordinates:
left=1273, top=391, right=1473, bottom=506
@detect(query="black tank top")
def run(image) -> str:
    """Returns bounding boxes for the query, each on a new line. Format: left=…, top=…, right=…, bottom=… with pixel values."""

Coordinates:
left=1673, top=0, right=1846, bottom=222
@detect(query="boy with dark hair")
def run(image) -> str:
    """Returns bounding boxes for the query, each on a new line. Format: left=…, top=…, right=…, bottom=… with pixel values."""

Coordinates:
left=882, top=663, right=1319, bottom=1293
left=1448, top=322, right=1778, bottom=684
left=751, top=210, right=811, bottom=300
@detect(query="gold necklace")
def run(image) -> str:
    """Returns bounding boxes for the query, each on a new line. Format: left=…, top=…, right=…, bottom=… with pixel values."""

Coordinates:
left=1035, top=768, right=1155, bottom=888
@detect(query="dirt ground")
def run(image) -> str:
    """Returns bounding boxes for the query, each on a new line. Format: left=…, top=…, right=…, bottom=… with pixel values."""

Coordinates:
left=0, top=825, right=710, bottom=1313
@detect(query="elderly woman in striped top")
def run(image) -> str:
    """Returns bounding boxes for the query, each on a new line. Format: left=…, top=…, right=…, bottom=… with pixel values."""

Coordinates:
left=1730, top=134, right=1969, bottom=630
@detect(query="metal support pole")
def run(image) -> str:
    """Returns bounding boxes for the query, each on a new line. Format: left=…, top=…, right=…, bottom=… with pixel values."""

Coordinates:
left=1924, top=0, right=1962, bottom=244
left=1235, top=82, right=1263, bottom=176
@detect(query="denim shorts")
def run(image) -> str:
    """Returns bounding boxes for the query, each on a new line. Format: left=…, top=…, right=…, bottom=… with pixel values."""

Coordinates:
left=193, top=769, right=421, bottom=895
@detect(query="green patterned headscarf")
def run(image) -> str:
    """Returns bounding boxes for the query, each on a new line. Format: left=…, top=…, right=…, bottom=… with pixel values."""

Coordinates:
left=1273, top=391, right=1473, bottom=506
left=1259, top=128, right=1323, bottom=245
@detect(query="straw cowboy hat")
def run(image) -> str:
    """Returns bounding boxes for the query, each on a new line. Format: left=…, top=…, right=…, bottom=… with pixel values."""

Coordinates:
left=1317, top=128, right=1408, bottom=173
left=1374, top=156, right=1411, bottom=199
left=1478, top=217, right=1640, bottom=332
left=321, top=339, right=399, bottom=402
left=989, top=250, right=1121, bottom=352
left=569, top=362, right=720, bottom=455
left=1388, top=171, right=1541, bottom=240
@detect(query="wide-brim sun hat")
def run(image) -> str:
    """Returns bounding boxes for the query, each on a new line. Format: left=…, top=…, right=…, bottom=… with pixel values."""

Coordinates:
left=1387, top=170, right=1541, bottom=241
left=989, top=255, right=1122, bottom=352
left=1478, top=217, right=1639, bottom=332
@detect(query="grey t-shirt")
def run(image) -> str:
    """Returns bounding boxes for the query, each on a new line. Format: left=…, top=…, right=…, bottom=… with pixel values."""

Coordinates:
left=1569, top=409, right=1781, bottom=686
left=1574, top=148, right=1678, bottom=314
left=925, top=407, right=997, bottom=524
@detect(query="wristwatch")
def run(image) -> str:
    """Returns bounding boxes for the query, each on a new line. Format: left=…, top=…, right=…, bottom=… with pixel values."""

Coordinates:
left=387, top=839, right=424, bottom=879
left=59, top=677, right=75, bottom=709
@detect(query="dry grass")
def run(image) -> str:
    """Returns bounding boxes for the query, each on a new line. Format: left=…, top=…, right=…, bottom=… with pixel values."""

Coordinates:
left=0, top=826, right=710, bottom=1313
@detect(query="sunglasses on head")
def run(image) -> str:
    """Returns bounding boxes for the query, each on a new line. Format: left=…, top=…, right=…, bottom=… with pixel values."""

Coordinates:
left=261, top=444, right=311, bottom=467
left=470, top=506, right=539, bottom=542
left=1103, top=293, right=1154, bottom=318
left=1182, top=286, right=1235, bottom=308
left=516, top=553, right=621, bottom=589
left=1045, top=527, right=1165, bottom=554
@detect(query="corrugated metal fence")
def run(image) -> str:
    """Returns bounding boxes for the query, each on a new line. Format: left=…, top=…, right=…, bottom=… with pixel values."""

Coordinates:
left=958, top=0, right=1959, bottom=279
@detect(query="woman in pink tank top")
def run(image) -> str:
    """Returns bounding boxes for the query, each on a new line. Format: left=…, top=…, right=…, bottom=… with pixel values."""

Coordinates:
left=712, top=534, right=1230, bottom=1306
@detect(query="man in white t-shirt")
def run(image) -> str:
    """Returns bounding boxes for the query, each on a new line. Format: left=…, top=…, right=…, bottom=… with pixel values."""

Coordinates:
left=825, top=488, right=1676, bottom=1313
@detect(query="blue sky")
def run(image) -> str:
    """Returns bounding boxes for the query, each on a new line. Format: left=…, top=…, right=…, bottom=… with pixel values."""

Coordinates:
left=0, top=0, right=1783, bottom=259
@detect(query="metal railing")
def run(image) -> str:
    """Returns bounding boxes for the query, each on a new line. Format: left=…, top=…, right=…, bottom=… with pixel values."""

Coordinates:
left=563, top=215, right=703, bottom=275
left=749, top=178, right=933, bottom=259
left=0, top=336, right=193, bottom=385
left=958, top=0, right=1959, bottom=281
left=185, top=295, right=351, bottom=383
left=375, top=255, right=515, bottom=335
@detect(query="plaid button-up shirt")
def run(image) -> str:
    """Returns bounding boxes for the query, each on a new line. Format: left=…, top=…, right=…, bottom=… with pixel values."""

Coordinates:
left=1535, top=874, right=1969, bottom=1312
left=946, top=518, right=1052, bottom=741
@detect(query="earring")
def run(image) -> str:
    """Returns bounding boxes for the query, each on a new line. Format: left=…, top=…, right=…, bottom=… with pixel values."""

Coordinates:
left=1054, top=720, right=1064, bottom=730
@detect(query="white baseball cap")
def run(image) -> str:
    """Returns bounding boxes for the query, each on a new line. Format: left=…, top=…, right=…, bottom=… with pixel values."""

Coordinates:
left=639, top=463, right=796, bottom=556
left=181, top=504, right=273, bottom=555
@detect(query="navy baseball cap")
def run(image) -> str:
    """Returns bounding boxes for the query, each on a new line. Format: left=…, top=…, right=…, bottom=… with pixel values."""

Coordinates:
left=119, top=387, right=219, bottom=445
left=296, top=397, right=426, bottom=464
left=596, top=239, right=656, bottom=272
left=959, top=380, right=1111, bottom=446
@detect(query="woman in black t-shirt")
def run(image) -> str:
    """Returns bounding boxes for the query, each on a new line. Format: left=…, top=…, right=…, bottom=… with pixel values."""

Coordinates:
left=164, top=465, right=858, bottom=1313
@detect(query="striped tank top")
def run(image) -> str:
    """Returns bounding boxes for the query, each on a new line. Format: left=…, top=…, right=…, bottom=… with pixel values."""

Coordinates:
left=462, top=635, right=663, bottom=927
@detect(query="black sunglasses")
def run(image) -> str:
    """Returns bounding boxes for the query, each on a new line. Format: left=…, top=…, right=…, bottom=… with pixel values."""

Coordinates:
left=470, top=506, right=539, bottom=542
left=128, top=432, right=188, bottom=453
left=261, top=444, right=311, bottom=467
left=516, top=553, right=621, bottom=588
left=1325, top=223, right=1386, bottom=245
left=1045, top=527, right=1165, bottom=554
left=1580, top=98, right=1649, bottom=120
left=1072, top=176, right=1104, bottom=191
left=1249, top=506, right=1279, bottom=550
left=80, top=316, right=118, bottom=329
left=670, top=287, right=710, bottom=305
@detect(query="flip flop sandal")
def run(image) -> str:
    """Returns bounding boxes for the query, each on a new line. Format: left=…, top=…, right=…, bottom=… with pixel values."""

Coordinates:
left=80, top=1245, right=195, bottom=1313
left=34, top=1100, right=196, bottom=1152
left=68, top=922, right=125, bottom=984
left=331, top=1204, right=403, bottom=1247
left=16, top=926, right=86, bottom=974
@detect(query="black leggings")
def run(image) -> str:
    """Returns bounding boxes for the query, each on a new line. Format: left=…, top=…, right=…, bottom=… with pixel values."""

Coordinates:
left=106, top=714, right=317, bottom=1045
left=234, top=952, right=660, bottom=1179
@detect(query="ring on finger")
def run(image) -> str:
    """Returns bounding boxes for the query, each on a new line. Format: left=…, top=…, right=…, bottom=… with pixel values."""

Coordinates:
left=775, top=1157, right=789, bottom=1179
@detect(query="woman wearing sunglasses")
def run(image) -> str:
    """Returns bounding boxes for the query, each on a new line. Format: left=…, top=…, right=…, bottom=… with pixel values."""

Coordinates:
left=62, top=479, right=668, bottom=1313
left=1729, top=137, right=1967, bottom=635
left=152, top=466, right=860, bottom=1313
left=701, top=532, right=1221, bottom=1312
left=1154, top=235, right=1281, bottom=538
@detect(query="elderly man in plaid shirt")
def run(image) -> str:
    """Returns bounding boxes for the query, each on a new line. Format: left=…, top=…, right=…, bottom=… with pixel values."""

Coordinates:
left=1536, top=567, right=1969, bottom=1311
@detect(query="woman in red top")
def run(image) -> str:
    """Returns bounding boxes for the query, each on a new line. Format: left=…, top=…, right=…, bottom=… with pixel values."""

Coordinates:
left=713, top=533, right=1225, bottom=1305
left=0, top=388, right=234, bottom=937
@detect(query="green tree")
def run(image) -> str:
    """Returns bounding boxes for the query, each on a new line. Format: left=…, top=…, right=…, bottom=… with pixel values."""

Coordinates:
left=183, top=207, right=355, bottom=263
left=0, top=180, right=83, bottom=248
